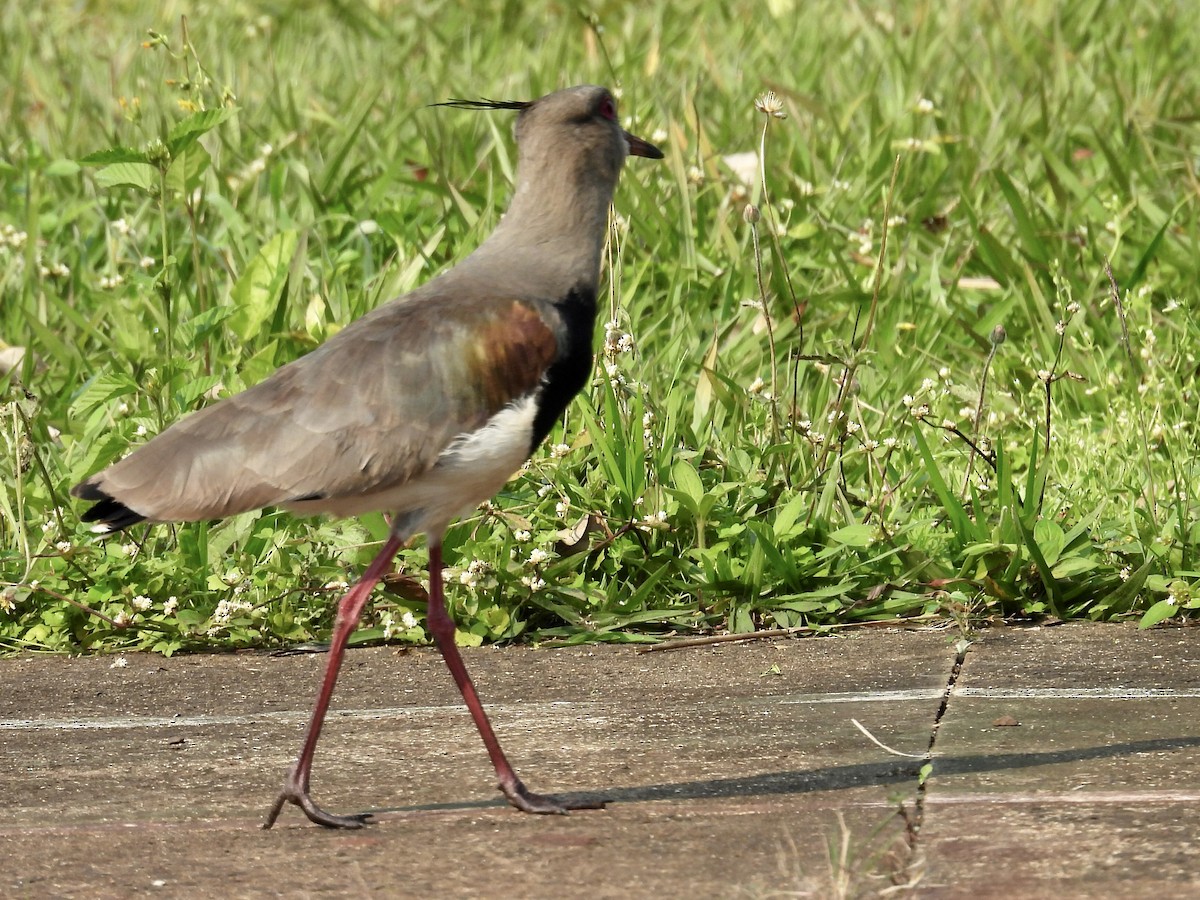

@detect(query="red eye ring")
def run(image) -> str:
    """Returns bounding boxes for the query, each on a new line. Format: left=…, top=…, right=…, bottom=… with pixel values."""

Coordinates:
left=599, top=96, right=617, bottom=121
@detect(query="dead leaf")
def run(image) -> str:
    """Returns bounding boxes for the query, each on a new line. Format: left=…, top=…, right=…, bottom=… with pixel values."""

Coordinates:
left=381, top=572, right=429, bottom=604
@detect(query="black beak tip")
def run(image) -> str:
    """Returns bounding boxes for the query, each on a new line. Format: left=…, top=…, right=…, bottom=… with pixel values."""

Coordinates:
left=625, top=132, right=665, bottom=160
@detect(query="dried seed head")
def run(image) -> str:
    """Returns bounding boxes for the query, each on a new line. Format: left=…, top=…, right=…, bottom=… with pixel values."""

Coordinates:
left=754, top=91, right=787, bottom=119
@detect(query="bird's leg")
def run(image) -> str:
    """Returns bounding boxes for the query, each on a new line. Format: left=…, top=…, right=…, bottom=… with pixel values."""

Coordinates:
left=425, top=541, right=605, bottom=815
left=262, top=533, right=405, bottom=830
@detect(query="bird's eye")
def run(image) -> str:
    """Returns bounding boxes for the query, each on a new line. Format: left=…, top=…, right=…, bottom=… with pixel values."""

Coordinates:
left=598, top=96, right=616, bottom=120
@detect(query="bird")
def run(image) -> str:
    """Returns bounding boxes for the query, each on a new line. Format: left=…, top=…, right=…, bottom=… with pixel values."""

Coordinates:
left=71, top=84, right=663, bottom=829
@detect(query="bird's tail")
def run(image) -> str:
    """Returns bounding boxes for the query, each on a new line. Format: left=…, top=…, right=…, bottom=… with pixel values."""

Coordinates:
left=71, top=482, right=147, bottom=533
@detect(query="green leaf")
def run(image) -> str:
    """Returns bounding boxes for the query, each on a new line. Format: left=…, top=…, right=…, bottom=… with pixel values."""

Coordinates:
left=995, top=170, right=1048, bottom=265
left=1138, top=599, right=1178, bottom=630
left=828, top=524, right=874, bottom=548
left=166, top=145, right=211, bottom=196
left=787, top=221, right=819, bottom=240
left=94, top=162, right=159, bottom=193
left=79, top=147, right=147, bottom=165
left=43, top=159, right=82, bottom=177
left=69, top=369, right=138, bottom=417
left=1012, top=510, right=1062, bottom=617
left=772, top=492, right=809, bottom=540
left=1092, top=558, right=1155, bottom=617
left=671, top=460, right=705, bottom=509
left=167, top=107, right=237, bottom=156
left=228, top=230, right=300, bottom=342
left=912, top=423, right=978, bottom=545
left=1033, top=519, right=1065, bottom=567
left=455, top=630, right=484, bottom=648
left=1128, top=204, right=1178, bottom=290
left=1051, top=556, right=1098, bottom=579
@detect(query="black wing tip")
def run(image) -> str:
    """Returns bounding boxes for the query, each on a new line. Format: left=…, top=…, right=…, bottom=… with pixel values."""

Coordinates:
left=429, top=97, right=531, bottom=112
left=72, top=482, right=147, bottom=533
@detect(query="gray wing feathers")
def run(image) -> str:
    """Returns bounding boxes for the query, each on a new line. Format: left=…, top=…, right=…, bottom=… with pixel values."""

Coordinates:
left=86, top=296, right=553, bottom=523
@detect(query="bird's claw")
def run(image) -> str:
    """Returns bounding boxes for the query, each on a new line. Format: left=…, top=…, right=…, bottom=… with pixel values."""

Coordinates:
left=500, top=777, right=607, bottom=815
left=262, top=776, right=373, bottom=830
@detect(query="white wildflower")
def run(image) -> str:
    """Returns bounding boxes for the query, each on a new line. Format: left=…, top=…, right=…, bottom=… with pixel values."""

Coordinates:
left=521, top=574, right=546, bottom=591
left=131, top=594, right=152, bottom=611
left=110, top=655, right=129, bottom=669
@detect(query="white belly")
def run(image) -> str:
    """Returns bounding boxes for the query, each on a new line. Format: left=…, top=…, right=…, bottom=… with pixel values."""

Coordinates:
left=288, top=394, right=539, bottom=538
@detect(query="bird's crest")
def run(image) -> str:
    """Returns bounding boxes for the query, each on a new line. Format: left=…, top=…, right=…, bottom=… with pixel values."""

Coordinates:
left=430, top=98, right=531, bottom=112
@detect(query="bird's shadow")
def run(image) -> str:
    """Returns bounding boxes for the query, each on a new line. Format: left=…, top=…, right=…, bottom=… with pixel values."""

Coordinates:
left=364, top=734, right=1200, bottom=816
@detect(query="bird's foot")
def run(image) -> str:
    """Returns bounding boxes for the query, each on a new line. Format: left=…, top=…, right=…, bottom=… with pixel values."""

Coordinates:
left=262, top=771, right=373, bottom=830
left=499, top=776, right=607, bottom=815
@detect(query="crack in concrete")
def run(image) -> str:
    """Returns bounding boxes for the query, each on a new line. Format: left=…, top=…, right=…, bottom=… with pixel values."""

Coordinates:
left=893, top=639, right=972, bottom=889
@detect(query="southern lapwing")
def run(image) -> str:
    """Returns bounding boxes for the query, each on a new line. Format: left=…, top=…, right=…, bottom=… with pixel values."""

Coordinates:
left=71, top=85, right=663, bottom=829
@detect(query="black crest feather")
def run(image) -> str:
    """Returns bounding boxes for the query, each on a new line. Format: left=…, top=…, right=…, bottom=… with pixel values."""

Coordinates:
left=430, top=98, right=530, bottom=112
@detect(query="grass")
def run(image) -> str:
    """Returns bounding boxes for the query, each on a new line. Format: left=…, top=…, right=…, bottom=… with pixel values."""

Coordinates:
left=1, top=0, right=1198, bottom=655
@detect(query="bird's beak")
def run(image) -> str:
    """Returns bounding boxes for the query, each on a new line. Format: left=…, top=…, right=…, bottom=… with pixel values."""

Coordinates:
left=624, top=130, right=664, bottom=160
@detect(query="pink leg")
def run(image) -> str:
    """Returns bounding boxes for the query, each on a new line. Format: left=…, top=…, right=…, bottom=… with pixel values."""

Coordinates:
left=425, top=541, right=605, bottom=815
left=262, top=533, right=404, bottom=829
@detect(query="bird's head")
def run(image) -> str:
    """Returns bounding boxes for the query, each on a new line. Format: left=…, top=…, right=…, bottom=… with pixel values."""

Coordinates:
left=435, top=85, right=662, bottom=187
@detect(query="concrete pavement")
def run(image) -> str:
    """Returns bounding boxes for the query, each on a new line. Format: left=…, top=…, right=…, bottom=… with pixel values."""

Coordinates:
left=1, top=624, right=1197, bottom=897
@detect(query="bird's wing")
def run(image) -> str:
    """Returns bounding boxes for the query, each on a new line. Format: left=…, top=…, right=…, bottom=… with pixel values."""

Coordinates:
left=74, top=294, right=561, bottom=523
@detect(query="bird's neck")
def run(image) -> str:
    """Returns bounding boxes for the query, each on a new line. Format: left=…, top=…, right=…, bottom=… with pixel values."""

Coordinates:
left=467, top=155, right=617, bottom=301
